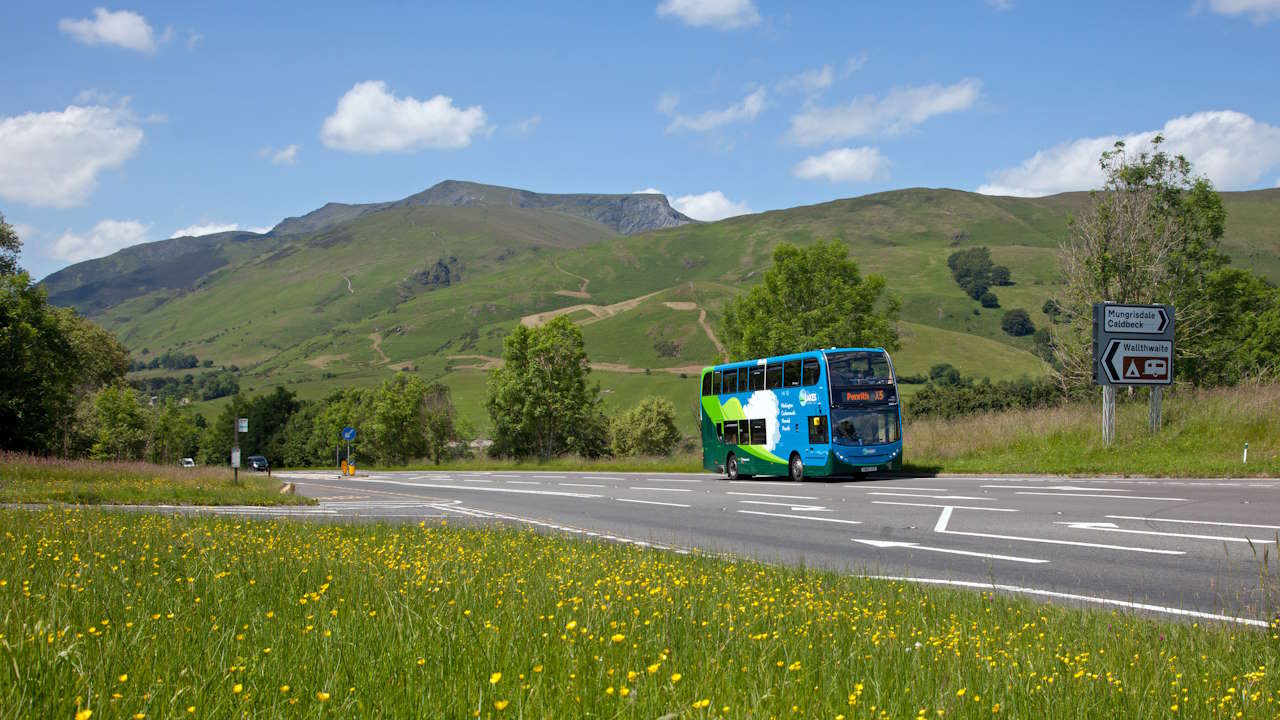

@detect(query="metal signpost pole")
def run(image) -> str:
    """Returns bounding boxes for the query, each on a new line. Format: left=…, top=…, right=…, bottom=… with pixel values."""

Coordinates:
left=233, top=417, right=239, bottom=486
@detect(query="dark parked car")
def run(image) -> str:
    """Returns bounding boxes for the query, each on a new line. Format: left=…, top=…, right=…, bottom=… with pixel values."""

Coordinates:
left=246, top=455, right=270, bottom=472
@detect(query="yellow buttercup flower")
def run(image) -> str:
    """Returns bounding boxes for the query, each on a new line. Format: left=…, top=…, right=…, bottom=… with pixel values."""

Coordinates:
left=76, top=711, right=92, bottom=720
left=232, top=683, right=242, bottom=694
left=118, top=674, right=128, bottom=683
left=494, top=700, right=509, bottom=710
left=671, top=673, right=682, bottom=683
left=490, top=672, right=502, bottom=684
left=611, top=633, right=625, bottom=643
left=316, top=691, right=330, bottom=702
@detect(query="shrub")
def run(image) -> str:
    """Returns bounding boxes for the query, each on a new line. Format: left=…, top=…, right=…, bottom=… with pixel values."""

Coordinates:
left=980, top=291, right=1000, bottom=308
left=1001, top=309, right=1035, bottom=336
left=612, top=397, right=682, bottom=457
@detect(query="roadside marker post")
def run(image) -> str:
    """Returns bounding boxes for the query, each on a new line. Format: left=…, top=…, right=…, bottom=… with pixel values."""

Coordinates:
left=232, top=417, right=248, bottom=485
left=1092, top=303, right=1174, bottom=444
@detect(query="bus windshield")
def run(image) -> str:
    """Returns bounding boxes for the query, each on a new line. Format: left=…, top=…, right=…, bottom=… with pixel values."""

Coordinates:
left=826, top=351, right=893, bottom=385
left=831, top=408, right=900, bottom=446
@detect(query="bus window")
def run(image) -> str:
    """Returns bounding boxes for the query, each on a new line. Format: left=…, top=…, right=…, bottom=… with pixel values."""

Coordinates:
left=749, top=366, right=765, bottom=391
left=738, top=419, right=750, bottom=444
left=802, top=358, right=820, bottom=386
left=715, top=422, right=723, bottom=439
left=766, top=364, right=783, bottom=389
left=784, top=359, right=802, bottom=387
left=713, top=370, right=722, bottom=394
left=808, top=415, right=828, bottom=444
left=750, top=418, right=766, bottom=445
left=724, top=421, right=739, bottom=445
left=702, top=372, right=713, bottom=396
left=722, top=368, right=738, bottom=394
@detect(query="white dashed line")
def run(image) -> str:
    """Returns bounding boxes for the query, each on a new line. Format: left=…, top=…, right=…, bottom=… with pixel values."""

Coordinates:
left=1105, top=515, right=1280, bottom=530
left=617, top=498, right=691, bottom=508
left=737, top=510, right=861, bottom=525
left=628, top=486, right=694, bottom=492
left=725, top=491, right=819, bottom=500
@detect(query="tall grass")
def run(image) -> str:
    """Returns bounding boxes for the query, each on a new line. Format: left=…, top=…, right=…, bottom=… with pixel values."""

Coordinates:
left=0, top=452, right=313, bottom=505
left=2, top=509, right=1276, bottom=718
left=906, top=382, right=1280, bottom=476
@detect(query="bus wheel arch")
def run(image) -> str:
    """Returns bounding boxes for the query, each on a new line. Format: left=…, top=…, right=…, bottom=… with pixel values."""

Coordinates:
left=788, top=453, right=805, bottom=482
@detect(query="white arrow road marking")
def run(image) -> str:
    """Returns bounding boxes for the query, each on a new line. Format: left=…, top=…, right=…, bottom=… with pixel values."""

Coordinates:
left=1015, top=491, right=1187, bottom=502
left=868, top=492, right=992, bottom=501
left=737, top=500, right=831, bottom=512
left=737, top=510, right=861, bottom=525
left=1056, top=521, right=1275, bottom=544
left=616, top=498, right=690, bottom=508
left=726, top=491, right=819, bottom=500
left=872, top=501, right=1017, bottom=512
left=1105, top=515, right=1280, bottom=530
left=852, top=538, right=1048, bottom=564
left=932, top=506, right=1183, bottom=555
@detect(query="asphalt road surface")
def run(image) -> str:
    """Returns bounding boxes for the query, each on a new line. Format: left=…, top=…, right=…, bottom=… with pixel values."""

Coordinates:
left=263, top=469, right=1280, bottom=627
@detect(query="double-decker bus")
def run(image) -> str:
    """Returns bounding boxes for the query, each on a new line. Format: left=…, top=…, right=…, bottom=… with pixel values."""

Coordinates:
left=699, top=348, right=902, bottom=481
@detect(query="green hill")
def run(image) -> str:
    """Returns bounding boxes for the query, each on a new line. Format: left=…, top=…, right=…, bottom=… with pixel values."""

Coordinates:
left=40, top=183, right=1280, bottom=436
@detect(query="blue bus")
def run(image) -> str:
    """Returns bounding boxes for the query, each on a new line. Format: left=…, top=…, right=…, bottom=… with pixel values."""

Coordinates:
left=699, top=348, right=902, bottom=480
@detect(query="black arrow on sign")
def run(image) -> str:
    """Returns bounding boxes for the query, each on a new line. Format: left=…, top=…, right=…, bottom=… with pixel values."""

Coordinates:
left=1102, top=340, right=1122, bottom=383
left=1156, top=307, right=1169, bottom=334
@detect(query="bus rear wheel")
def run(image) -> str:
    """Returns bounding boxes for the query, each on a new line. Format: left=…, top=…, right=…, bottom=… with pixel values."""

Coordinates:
left=788, top=453, right=805, bottom=482
left=726, top=454, right=739, bottom=480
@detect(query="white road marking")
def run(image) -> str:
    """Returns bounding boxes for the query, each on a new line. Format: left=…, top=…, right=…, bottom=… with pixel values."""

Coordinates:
left=872, top=501, right=1017, bottom=512
left=982, top=484, right=1131, bottom=493
left=737, top=510, right=862, bottom=525
left=880, top=486, right=949, bottom=492
left=331, top=477, right=601, bottom=498
left=507, top=480, right=541, bottom=485
left=933, top=506, right=1183, bottom=555
left=584, top=476, right=624, bottom=481
left=629, top=486, right=694, bottom=492
left=852, top=538, right=1047, bottom=564
left=864, top=575, right=1269, bottom=628
left=644, top=477, right=702, bottom=483
left=616, top=498, right=690, bottom=508
left=461, top=478, right=493, bottom=483
left=533, top=475, right=565, bottom=479
left=868, top=492, right=992, bottom=501
left=491, top=474, right=519, bottom=479
left=1056, top=521, right=1274, bottom=545
left=725, top=491, right=819, bottom=500
left=737, top=500, right=831, bottom=512
left=560, top=482, right=605, bottom=488
left=1015, top=491, right=1187, bottom=502
left=1105, top=515, right=1280, bottom=530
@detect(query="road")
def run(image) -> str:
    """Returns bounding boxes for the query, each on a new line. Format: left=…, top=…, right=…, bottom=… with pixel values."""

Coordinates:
left=262, top=469, right=1280, bottom=627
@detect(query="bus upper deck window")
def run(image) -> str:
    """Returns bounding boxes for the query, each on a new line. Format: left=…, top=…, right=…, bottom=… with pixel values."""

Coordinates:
left=784, top=359, right=801, bottom=387
left=802, top=358, right=820, bottom=386
left=722, top=368, right=738, bottom=394
left=749, top=366, right=765, bottom=391
left=701, top=372, right=713, bottom=396
left=713, top=370, right=722, bottom=394
left=766, top=364, right=783, bottom=389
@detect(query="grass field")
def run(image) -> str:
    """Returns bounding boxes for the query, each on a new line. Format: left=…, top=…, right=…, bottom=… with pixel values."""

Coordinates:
left=907, top=383, right=1280, bottom=477
left=2, top=509, right=1276, bottom=719
left=0, top=453, right=313, bottom=506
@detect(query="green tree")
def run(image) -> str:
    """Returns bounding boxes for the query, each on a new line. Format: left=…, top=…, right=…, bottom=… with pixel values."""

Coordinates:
left=146, top=398, right=197, bottom=464
left=486, top=316, right=609, bottom=459
left=721, top=241, right=899, bottom=360
left=421, top=382, right=462, bottom=465
left=611, top=396, right=682, bottom=457
left=979, top=291, right=999, bottom=308
left=371, top=374, right=430, bottom=464
left=90, top=385, right=148, bottom=461
left=1001, top=309, right=1035, bottom=337
left=0, top=213, right=20, bottom=277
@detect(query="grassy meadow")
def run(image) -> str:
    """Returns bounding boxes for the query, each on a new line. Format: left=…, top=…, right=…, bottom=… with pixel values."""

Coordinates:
left=0, top=453, right=312, bottom=506
left=2, top=508, right=1276, bottom=719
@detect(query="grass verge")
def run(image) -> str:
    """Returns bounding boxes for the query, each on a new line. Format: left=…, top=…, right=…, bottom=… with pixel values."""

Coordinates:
left=905, top=382, right=1280, bottom=477
left=2, top=509, right=1276, bottom=718
left=0, top=453, right=314, bottom=505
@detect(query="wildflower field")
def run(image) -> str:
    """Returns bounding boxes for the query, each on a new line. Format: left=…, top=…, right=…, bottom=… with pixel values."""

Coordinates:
left=0, top=453, right=311, bottom=506
left=1, top=509, right=1276, bottom=719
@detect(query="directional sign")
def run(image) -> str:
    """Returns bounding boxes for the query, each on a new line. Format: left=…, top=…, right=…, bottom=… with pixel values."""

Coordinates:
left=237, top=417, right=248, bottom=433
left=1101, top=338, right=1173, bottom=385
left=1101, top=304, right=1171, bottom=335
left=341, top=426, right=357, bottom=441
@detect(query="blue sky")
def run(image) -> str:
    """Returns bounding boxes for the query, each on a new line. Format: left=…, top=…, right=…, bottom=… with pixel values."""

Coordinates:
left=3, top=0, right=1280, bottom=279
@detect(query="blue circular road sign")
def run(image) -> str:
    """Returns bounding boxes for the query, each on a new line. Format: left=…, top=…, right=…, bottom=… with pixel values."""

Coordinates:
left=341, top=426, right=357, bottom=441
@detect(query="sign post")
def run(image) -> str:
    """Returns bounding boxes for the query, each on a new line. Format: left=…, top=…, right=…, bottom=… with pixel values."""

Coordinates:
left=1092, top=303, right=1174, bottom=443
left=341, top=426, right=356, bottom=476
left=233, top=417, right=248, bottom=485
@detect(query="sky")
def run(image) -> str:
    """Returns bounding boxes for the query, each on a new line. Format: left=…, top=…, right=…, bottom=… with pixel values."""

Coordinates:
left=3, top=0, right=1280, bottom=279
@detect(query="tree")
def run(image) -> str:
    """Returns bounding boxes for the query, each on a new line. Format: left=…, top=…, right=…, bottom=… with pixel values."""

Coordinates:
left=1001, top=309, right=1035, bottom=337
left=0, top=213, right=20, bottom=277
left=928, top=363, right=962, bottom=386
left=947, top=247, right=1011, bottom=299
left=979, top=291, right=999, bottom=308
left=1041, top=299, right=1062, bottom=322
left=146, top=398, right=197, bottom=464
left=421, top=382, right=462, bottom=465
left=1052, top=137, right=1229, bottom=387
left=612, top=397, right=682, bottom=456
left=486, top=316, right=609, bottom=459
left=721, top=241, right=898, bottom=360
left=371, top=375, right=429, bottom=464
left=90, top=385, right=148, bottom=461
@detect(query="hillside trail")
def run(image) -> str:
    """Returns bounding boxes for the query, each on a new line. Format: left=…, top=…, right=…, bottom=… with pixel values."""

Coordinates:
left=553, top=260, right=591, bottom=299
left=448, top=354, right=702, bottom=376
left=368, top=332, right=391, bottom=364
left=520, top=289, right=665, bottom=327
left=662, top=301, right=727, bottom=362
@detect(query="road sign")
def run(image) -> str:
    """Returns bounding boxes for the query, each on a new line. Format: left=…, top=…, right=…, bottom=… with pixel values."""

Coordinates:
left=341, top=426, right=357, bottom=441
left=1100, top=304, right=1171, bottom=335
left=231, top=447, right=241, bottom=468
left=237, top=417, right=248, bottom=433
left=1093, top=303, right=1174, bottom=386
left=1100, top=338, right=1173, bottom=385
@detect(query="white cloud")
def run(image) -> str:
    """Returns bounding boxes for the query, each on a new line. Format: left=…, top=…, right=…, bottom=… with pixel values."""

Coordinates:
left=59, top=8, right=159, bottom=53
left=633, top=187, right=666, bottom=195
left=170, top=222, right=238, bottom=238
left=667, top=88, right=766, bottom=133
left=0, top=104, right=143, bottom=207
left=11, top=223, right=37, bottom=241
left=986, top=0, right=1014, bottom=9
left=262, top=144, right=299, bottom=165
left=779, top=65, right=834, bottom=94
left=320, top=81, right=490, bottom=153
left=52, top=219, right=149, bottom=262
left=671, top=190, right=751, bottom=221
left=978, top=110, right=1280, bottom=197
left=656, top=91, right=680, bottom=115
left=787, top=78, right=981, bottom=145
left=510, top=115, right=542, bottom=135
left=187, top=32, right=203, bottom=50
left=1205, top=0, right=1280, bottom=22
left=657, top=0, right=760, bottom=29
left=793, top=147, right=890, bottom=183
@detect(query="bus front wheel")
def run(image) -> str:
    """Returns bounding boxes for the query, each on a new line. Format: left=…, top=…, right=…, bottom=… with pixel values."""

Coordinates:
left=726, top=454, right=740, bottom=480
left=788, top=453, right=805, bottom=482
